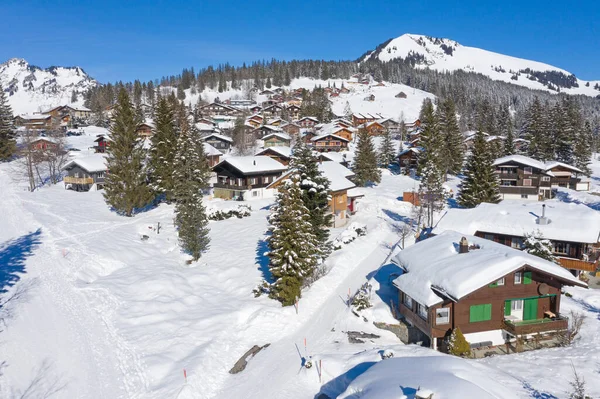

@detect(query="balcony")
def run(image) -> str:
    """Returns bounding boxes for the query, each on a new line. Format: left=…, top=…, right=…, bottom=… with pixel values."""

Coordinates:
left=558, top=257, right=598, bottom=272
left=498, top=186, right=539, bottom=195
left=64, top=176, right=93, bottom=185
left=496, top=172, right=519, bottom=180
left=503, top=315, right=568, bottom=335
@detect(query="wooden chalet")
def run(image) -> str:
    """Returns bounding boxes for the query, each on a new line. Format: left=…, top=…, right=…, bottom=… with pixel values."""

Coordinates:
left=203, top=143, right=223, bottom=167
left=395, top=91, right=408, bottom=99
left=263, top=132, right=291, bottom=148
left=249, top=105, right=262, bottom=114
left=287, top=104, right=301, bottom=120
left=212, top=156, right=288, bottom=200
left=93, top=135, right=110, bottom=153
left=14, top=114, right=54, bottom=130
left=255, top=146, right=292, bottom=166
left=297, top=116, right=319, bottom=129
left=360, top=121, right=386, bottom=136
left=247, top=114, right=264, bottom=127
left=392, top=232, right=587, bottom=351
left=280, top=122, right=301, bottom=137
left=433, top=202, right=600, bottom=273
left=252, top=125, right=283, bottom=140
left=136, top=122, right=154, bottom=138
left=62, top=154, right=108, bottom=191
left=398, top=147, right=420, bottom=172
left=351, top=113, right=379, bottom=127
left=262, top=104, right=285, bottom=119
left=202, top=133, right=233, bottom=152
left=30, top=137, right=58, bottom=151
left=199, top=102, right=243, bottom=118
left=268, top=161, right=356, bottom=227
left=329, top=127, right=354, bottom=142
left=310, top=134, right=349, bottom=152
left=379, top=118, right=400, bottom=134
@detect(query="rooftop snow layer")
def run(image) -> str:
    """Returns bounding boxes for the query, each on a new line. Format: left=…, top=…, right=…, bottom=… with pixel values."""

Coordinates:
left=317, top=161, right=356, bottom=192
left=203, top=133, right=233, bottom=143
left=203, top=142, right=223, bottom=157
left=62, top=154, right=107, bottom=173
left=433, top=201, right=600, bottom=244
left=219, top=156, right=288, bottom=174
left=262, top=132, right=291, bottom=141
left=256, top=146, right=292, bottom=158
left=392, top=231, right=585, bottom=307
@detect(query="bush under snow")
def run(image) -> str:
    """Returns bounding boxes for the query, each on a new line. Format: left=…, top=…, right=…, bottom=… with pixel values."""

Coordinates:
left=332, top=222, right=367, bottom=250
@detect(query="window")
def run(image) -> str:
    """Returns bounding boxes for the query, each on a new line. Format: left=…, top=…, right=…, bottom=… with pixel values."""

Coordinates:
left=484, top=234, right=494, bottom=240
left=252, top=191, right=258, bottom=197
left=417, top=303, right=428, bottom=320
left=403, top=293, right=413, bottom=309
left=514, top=271, right=522, bottom=284
left=553, top=242, right=568, bottom=255
left=96, top=172, right=105, bottom=178
left=523, top=271, right=533, bottom=284
left=523, top=179, right=532, bottom=186
left=436, top=308, right=450, bottom=325
left=469, top=304, right=492, bottom=322
left=511, top=237, right=523, bottom=249
left=249, top=178, right=257, bottom=185
left=511, top=300, right=523, bottom=311
left=521, top=194, right=529, bottom=199
left=541, top=176, right=551, bottom=182
left=524, top=167, right=532, bottom=175
left=263, top=176, right=270, bottom=184
left=489, top=278, right=504, bottom=287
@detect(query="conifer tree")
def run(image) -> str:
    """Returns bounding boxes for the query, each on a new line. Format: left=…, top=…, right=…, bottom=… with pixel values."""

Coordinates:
left=290, top=141, right=332, bottom=257
left=438, top=98, right=464, bottom=176
left=418, top=159, right=446, bottom=228
left=458, top=129, right=501, bottom=208
left=104, top=89, right=153, bottom=216
left=0, top=85, right=16, bottom=161
left=378, top=128, right=396, bottom=168
left=524, top=230, right=558, bottom=264
left=267, top=174, right=319, bottom=305
left=417, top=99, right=443, bottom=176
left=573, top=121, right=593, bottom=176
left=552, top=101, right=572, bottom=163
left=149, top=97, right=178, bottom=200
left=498, top=104, right=516, bottom=155
left=524, top=98, right=550, bottom=161
left=353, top=128, right=381, bottom=186
left=266, top=77, right=272, bottom=89
left=172, top=105, right=211, bottom=261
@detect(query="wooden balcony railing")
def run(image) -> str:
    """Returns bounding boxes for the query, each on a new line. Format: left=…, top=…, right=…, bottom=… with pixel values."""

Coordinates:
left=64, top=176, right=94, bottom=185
left=558, top=257, right=598, bottom=272
left=503, top=316, right=568, bottom=335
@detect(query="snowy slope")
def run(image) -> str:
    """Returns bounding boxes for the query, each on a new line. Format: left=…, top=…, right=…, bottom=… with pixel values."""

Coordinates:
left=0, top=58, right=98, bottom=115
left=363, top=34, right=600, bottom=96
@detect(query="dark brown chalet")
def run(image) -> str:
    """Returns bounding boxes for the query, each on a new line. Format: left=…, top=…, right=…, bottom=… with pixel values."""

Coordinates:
left=310, top=134, right=349, bottom=152
left=262, top=104, right=286, bottom=119
left=297, top=116, right=319, bottom=129
left=199, top=102, right=243, bottom=118
left=281, top=122, right=301, bottom=137
left=287, top=104, right=301, bottom=120
left=392, top=232, right=586, bottom=351
left=212, top=156, right=287, bottom=200
left=398, top=147, right=420, bottom=172
left=202, top=133, right=233, bottom=152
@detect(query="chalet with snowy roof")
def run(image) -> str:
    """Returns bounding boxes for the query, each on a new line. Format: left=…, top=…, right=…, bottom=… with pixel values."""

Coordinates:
left=359, top=120, right=386, bottom=136
left=136, top=121, right=154, bottom=138
left=493, top=155, right=589, bottom=201
left=62, top=154, right=108, bottom=192
left=351, top=112, right=382, bottom=127
left=227, top=99, right=256, bottom=108
left=311, top=134, right=350, bottom=152
left=297, top=116, right=319, bottom=129
left=268, top=161, right=356, bottom=227
left=195, top=122, right=219, bottom=136
left=249, top=105, right=262, bottom=114
left=246, top=114, right=264, bottom=128
left=267, top=118, right=285, bottom=127
left=398, top=147, right=421, bottom=171
left=93, top=135, right=110, bottom=153
left=395, top=91, right=408, bottom=99
left=331, top=118, right=353, bottom=128
left=261, top=99, right=278, bottom=108
left=262, top=104, right=286, bottom=119
left=202, top=133, right=233, bottom=152
left=260, top=89, right=276, bottom=96
left=252, top=125, right=283, bottom=140
left=29, top=137, right=59, bottom=151
left=379, top=118, right=400, bottom=134
left=280, top=122, right=300, bottom=137
left=203, top=142, right=223, bottom=168
left=42, top=105, right=92, bottom=120
left=263, top=132, right=291, bottom=148
left=392, top=231, right=586, bottom=351
left=433, top=202, right=600, bottom=273
left=14, top=114, right=54, bottom=130
left=255, top=146, right=292, bottom=166
left=197, top=117, right=216, bottom=126
left=212, top=156, right=288, bottom=200
left=199, top=102, right=243, bottom=118
left=287, top=104, right=301, bottom=120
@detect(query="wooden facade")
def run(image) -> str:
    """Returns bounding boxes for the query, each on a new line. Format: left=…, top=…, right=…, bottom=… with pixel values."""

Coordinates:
left=93, top=135, right=110, bottom=153
left=298, top=117, right=319, bottom=128
left=255, top=147, right=291, bottom=166
left=495, top=159, right=551, bottom=200
left=136, top=123, right=153, bottom=138
left=202, top=134, right=232, bottom=151
left=311, top=134, right=349, bottom=152
left=263, top=134, right=291, bottom=148
left=212, top=159, right=285, bottom=200
left=200, top=103, right=243, bottom=117
left=63, top=164, right=106, bottom=192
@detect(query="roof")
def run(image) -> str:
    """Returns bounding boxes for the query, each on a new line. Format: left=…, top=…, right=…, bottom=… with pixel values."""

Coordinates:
left=255, top=146, right=292, bottom=158
left=62, top=154, right=107, bottom=173
left=267, top=161, right=355, bottom=192
left=298, top=116, right=319, bottom=122
left=544, top=161, right=583, bottom=173
left=16, top=114, right=51, bottom=120
left=215, top=156, right=288, bottom=174
left=262, top=132, right=291, bottom=141
left=493, top=154, right=548, bottom=171
left=398, top=147, right=421, bottom=156
left=310, top=134, right=350, bottom=142
left=195, top=122, right=217, bottom=132
left=202, top=133, right=233, bottom=143
left=432, top=201, right=600, bottom=244
left=392, top=231, right=586, bottom=307
left=203, top=142, right=223, bottom=157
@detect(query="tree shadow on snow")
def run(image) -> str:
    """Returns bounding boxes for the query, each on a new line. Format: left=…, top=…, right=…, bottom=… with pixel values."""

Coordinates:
left=371, top=263, right=403, bottom=314
left=314, top=361, right=376, bottom=399
left=522, top=382, right=559, bottom=399
left=554, top=190, right=600, bottom=211
left=256, top=235, right=272, bottom=283
left=0, top=229, right=42, bottom=294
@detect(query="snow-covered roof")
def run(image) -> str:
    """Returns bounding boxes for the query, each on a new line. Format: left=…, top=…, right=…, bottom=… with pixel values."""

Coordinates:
left=392, top=231, right=585, bottom=307
left=255, top=146, right=292, bottom=158
left=62, top=154, right=107, bottom=173
left=16, top=113, right=51, bottom=120
left=317, top=161, right=355, bottom=192
left=493, top=154, right=547, bottom=171
left=262, top=132, right=291, bottom=141
left=203, top=142, right=223, bottom=157
left=433, top=201, right=600, bottom=244
left=195, top=122, right=217, bottom=132
left=318, top=151, right=355, bottom=164
left=67, top=105, right=91, bottom=112
left=398, top=147, right=421, bottom=156
left=202, top=133, right=233, bottom=143
left=217, top=156, right=288, bottom=174
left=310, top=134, right=350, bottom=142
left=544, top=161, right=583, bottom=173
left=298, top=116, right=319, bottom=122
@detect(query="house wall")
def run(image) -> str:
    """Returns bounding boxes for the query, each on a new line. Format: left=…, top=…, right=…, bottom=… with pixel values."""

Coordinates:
left=499, top=192, right=538, bottom=201
left=330, top=191, right=349, bottom=227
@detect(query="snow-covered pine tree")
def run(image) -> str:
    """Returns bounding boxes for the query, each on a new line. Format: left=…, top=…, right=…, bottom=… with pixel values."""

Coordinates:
left=418, top=160, right=446, bottom=228
left=0, top=85, right=16, bottom=161
left=417, top=98, right=443, bottom=177
left=524, top=230, right=559, bottom=264
left=458, top=129, right=501, bottom=208
left=353, top=128, right=381, bottom=186
left=438, top=98, right=464, bottom=176
left=267, top=174, right=319, bottom=305
left=343, top=101, right=352, bottom=120
left=498, top=104, right=516, bottom=156
left=573, top=121, right=593, bottom=176
left=552, top=101, right=573, bottom=164
left=265, top=77, right=272, bottom=89
left=290, top=140, right=333, bottom=257
left=172, top=104, right=211, bottom=261
left=148, top=97, right=178, bottom=201
left=378, top=128, right=396, bottom=168
left=103, top=88, right=153, bottom=216
left=524, top=98, right=550, bottom=161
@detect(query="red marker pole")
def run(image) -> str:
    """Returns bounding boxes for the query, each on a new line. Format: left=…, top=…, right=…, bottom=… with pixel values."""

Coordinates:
left=319, top=360, right=322, bottom=383
left=183, top=369, right=187, bottom=383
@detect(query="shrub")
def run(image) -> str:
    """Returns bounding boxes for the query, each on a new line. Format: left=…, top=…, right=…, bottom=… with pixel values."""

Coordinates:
left=208, top=205, right=251, bottom=221
left=448, top=327, right=471, bottom=357
left=351, top=283, right=373, bottom=311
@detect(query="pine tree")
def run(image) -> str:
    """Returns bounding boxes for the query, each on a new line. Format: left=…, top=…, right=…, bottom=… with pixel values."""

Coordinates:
left=418, top=160, right=446, bottom=228
left=438, top=98, right=464, bottom=176
left=172, top=105, right=211, bottom=261
left=0, top=85, right=16, bottom=161
left=148, top=97, right=178, bottom=201
left=552, top=101, right=572, bottom=163
left=378, top=128, right=396, bottom=168
left=290, top=141, right=332, bottom=256
left=353, top=128, right=381, bottom=186
left=103, top=89, right=153, bottom=216
left=524, top=98, right=550, bottom=161
left=458, top=129, right=501, bottom=208
left=524, top=230, right=559, bottom=264
left=498, top=104, right=516, bottom=155
left=267, top=174, right=319, bottom=305
left=448, top=327, right=471, bottom=357
left=417, top=99, right=443, bottom=176
left=265, top=77, right=272, bottom=89
left=573, top=121, right=593, bottom=176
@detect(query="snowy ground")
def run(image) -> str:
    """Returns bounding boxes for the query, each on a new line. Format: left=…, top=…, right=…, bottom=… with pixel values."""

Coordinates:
left=1, top=134, right=600, bottom=398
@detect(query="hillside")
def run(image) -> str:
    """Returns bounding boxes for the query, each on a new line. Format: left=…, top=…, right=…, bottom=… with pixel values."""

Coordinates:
left=0, top=58, right=98, bottom=115
left=362, top=33, right=600, bottom=97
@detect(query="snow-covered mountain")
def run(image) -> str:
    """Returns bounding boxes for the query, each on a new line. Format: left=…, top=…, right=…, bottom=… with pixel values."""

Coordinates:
left=0, top=58, right=98, bottom=115
left=362, top=34, right=600, bottom=97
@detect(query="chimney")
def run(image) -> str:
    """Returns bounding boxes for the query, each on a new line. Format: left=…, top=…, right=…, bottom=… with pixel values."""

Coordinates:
left=537, top=204, right=550, bottom=225
left=253, top=160, right=256, bottom=166
left=459, top=237, right=469, bottom=254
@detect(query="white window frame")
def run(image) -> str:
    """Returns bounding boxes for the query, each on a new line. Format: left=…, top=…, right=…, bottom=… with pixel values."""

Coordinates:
left=403, top=293, right=413, bottom=309
left=511, top=299, right=524, bottom=311
left=436, top=307, right=450, bottom=325
left=541, top=176, right=551, bottom=182
left=497, top=277, right=505, bottom=286
left=417, top=303, right=428, bottom=320
left=514, top=271, right=522, bottom=285
left=524, top=166, right=533, bottom=175
left=249, top=177, right=257, bottom=185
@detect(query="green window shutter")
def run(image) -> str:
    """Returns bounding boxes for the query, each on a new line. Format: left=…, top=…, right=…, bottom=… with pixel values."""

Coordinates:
left=470, top=304, right=493, bottom=322
left=483, top=304, right=492, bottom=320
left=523, top=271, right=532, bottom=285
left=523, top=298, right=538, bottom=321
left=504, top=301, right=511, bottom=316
left=489, top=282, right=498, bottom=288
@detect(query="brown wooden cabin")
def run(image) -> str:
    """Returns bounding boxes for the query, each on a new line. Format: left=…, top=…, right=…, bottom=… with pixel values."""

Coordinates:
left=311, top=134, right=349, bottom=152
left=351, top=113, right=377, bottom=127
left=361, top=121, right=386, bottom=136
left=395, top=91, right=408, bottom=98
left=287, top=105, right=301, bottom=120
left=281, top=122, right=300, bottom=137
left=398, top=147, right=420, bottom=171
left=14, top=114, right=54, bottom=130
left=263, top=132, right=291, bottom=148
left=297, top=116, right=319, bottom=128
left=93, top=135, right=110, bottom=153
left=136, top=122, right=154, bottom=138
left=392, top=232, right=586, bottom=351
left=202, top=133, right=233, bottom=152
left=255, top=146, right=292, bottom=166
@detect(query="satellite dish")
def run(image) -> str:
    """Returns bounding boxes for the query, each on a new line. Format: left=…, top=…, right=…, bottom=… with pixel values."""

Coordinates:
left=538, top=283, right=549, bottom=295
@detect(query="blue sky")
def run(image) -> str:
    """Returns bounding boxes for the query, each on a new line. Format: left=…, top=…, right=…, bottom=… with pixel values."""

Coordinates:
left=1, top=0, right=598, bottom=83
